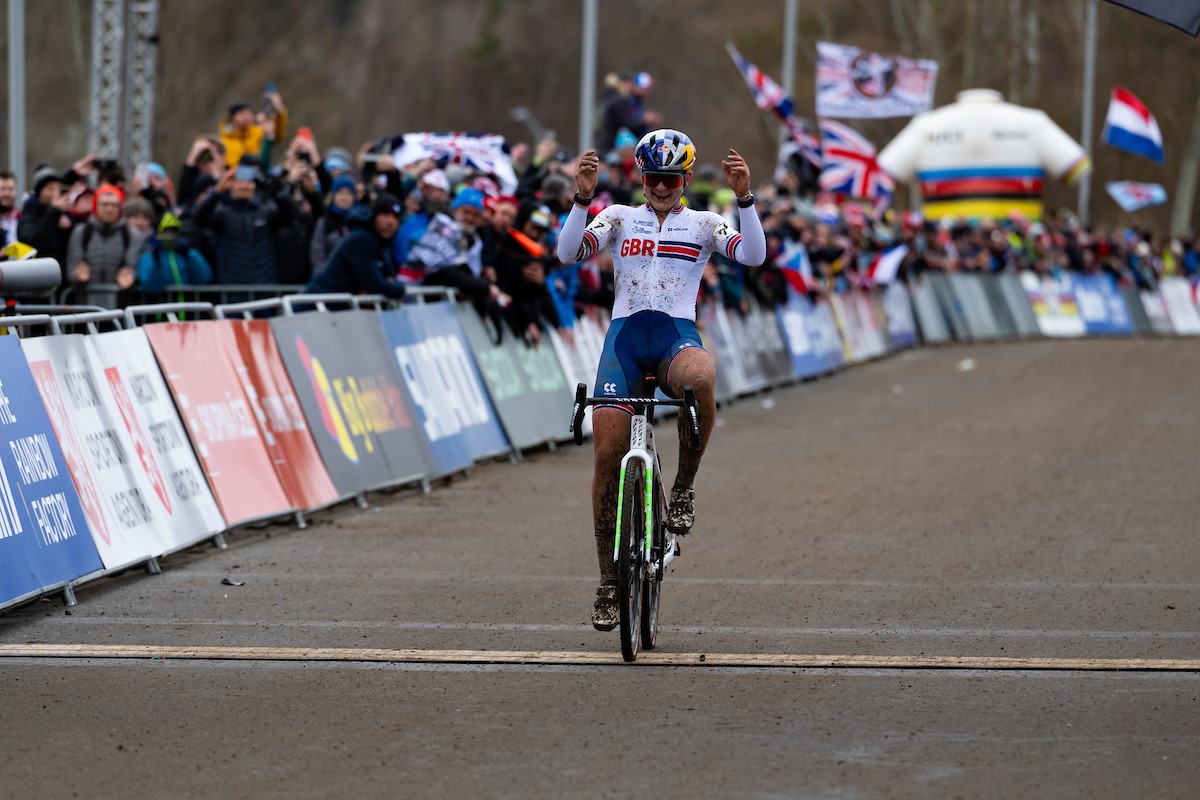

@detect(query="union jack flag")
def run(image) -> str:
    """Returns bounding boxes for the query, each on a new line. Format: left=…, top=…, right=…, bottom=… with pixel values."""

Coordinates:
left=817, top=119, right=893, bottom=207
left=726, top=43, right=822, bottom=171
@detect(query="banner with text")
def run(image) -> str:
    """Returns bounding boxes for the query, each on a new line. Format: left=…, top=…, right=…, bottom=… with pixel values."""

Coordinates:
left=144, top=322, right=295, bottom=525
left=272, top=311, right=436, bottom=492
left=455, top=305, right=572, bottom=449
left=217, top=320, right=341, bottom=510
left=0, top=337, right=102, bottom=609
left=22, top=336, right=187, bottom=568
left=1071, top=274, right=1135, bottom=336
left=1020, top=272, right=1086, bottom=338
left=89, top=329, right=227, bottom=543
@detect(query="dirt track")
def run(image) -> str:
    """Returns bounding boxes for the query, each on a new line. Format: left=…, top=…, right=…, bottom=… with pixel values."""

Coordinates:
left=2, top=339, right=1198, bottom=798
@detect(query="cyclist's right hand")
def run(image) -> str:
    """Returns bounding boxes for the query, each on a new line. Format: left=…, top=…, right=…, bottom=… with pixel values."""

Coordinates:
left=575, top=150, right=600, bottom=199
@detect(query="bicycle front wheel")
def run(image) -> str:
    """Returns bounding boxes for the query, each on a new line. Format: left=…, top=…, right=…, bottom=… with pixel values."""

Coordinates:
left=618, top=461, right=645, bottom=662
left=640, top=470, right=666, bottom=650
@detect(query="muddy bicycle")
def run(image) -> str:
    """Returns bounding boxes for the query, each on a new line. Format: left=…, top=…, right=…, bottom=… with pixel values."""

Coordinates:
left=570, top=379, right=701, bottom=662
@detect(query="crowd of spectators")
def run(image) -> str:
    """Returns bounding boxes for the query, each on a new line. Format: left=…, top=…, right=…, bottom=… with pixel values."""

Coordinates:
left=2, top=77, right=1198, bottom=340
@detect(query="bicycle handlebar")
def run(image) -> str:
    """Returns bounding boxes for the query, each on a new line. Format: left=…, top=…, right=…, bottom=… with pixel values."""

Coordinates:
left=570, top=382, right=701, bottom=447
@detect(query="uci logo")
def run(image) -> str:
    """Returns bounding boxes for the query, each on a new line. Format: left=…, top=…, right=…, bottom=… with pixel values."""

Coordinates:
left=603, top=382, right=617, bottom=395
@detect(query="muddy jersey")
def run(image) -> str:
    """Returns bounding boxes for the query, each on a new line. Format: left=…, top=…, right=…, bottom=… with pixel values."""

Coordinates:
left=557, top=202, right=765, bottom=321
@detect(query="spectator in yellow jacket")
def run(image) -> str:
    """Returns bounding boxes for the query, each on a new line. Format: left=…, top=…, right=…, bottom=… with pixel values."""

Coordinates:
left=220, top=89, right=288, bottom=168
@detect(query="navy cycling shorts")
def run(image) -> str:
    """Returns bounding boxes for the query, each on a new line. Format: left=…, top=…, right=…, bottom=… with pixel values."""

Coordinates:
left=593, top=310, right=705, bottom=410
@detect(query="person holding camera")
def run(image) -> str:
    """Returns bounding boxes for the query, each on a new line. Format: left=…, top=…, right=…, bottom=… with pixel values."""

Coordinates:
left=193, top=162, right=295, bottom=292
left=177, top=136, right=226, bottom=207
left=220, top=86, right=288, bottom=169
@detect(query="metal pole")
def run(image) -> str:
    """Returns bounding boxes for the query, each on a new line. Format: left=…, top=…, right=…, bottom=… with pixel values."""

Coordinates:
left=1077, top=0, right=1097, bottom=227
left=579, top=0, right=597, bottom=154
left=780, top=0, right=798, bottom=147
left=8, top=0, right=27, bottom=191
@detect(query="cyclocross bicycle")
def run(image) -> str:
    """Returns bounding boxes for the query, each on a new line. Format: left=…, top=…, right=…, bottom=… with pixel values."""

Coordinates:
left=571, top=379, right=701, bottom=662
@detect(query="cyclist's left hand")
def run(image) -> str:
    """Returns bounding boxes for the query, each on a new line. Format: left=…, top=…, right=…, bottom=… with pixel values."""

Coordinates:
left=722, top=149, right=752, bottom=198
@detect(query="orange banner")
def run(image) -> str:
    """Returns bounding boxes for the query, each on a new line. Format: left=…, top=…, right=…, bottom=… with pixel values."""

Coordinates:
left=217, top=320, right=340, bottom=510
left=144, top=323, right=294, bottom=525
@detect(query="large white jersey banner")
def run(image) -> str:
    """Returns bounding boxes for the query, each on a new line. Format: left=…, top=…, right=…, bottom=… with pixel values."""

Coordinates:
left=21, top=336, right=189, bottom=569
left=816, top=42, right=938, bottom=119
left=89, top=329, right=227, bottom=540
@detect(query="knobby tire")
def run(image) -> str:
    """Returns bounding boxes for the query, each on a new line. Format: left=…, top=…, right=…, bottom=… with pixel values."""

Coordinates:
left=618, top=462, right=644, bottom=662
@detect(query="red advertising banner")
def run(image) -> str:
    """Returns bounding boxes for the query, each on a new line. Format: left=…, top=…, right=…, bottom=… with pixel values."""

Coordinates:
left=143, top=322, right=294, bottom=525
left=216, top=320, right=340, bottom=510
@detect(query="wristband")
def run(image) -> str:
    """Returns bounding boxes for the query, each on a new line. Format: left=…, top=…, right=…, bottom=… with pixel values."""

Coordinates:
left=574, top=192, right=594, bottom=207
left=736, top=193, right=754, bottom=209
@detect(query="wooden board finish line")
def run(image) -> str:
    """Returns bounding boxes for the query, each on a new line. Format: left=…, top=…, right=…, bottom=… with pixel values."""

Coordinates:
left=1, top=644, right=1198, bottom=671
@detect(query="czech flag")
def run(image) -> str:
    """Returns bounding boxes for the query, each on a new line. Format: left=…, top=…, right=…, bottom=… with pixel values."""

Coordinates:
left=1102, top=87, right=1164, bottom=163
left=866, top=244, right=909, bottom=285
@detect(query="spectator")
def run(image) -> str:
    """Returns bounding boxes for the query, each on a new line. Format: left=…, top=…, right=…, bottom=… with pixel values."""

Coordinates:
left=271, top=140, right=325, bottom=285
left=177, top=136, right=225, bottom=206
left=193, top=163, right=295, bottom=287
left=0, top=170, right=19, bottom=247
left=413, top=187, right=509, bottom=309
left=137, top=212, right=213, bottom=295
left=65, top=185, right=140, bottom=305
left=133, top=161, right=174, bottom=220
left=395, top=168, right=451, bottom=269
left=124, top=197, right=156, bottom=247
left=303, top=193, right=407, bottom=300
left=18, top=166, right=75, bottom=278
left=220, top=89, right=288, bottom=169
left=598, top=71, right=659, bottom=154
left=310, top=173, right=361, bottom=273
left=493, top=205, right=562, bottom=343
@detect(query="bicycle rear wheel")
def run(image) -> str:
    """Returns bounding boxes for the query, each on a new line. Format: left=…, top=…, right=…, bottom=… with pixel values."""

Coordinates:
left=618, top=461, right=645, bottom=662
left=640, top=470, right=666, bottom=650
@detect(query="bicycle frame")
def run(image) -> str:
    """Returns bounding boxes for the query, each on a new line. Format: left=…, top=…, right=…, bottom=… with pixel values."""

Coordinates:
left=614, top=410, right=657, bottom=568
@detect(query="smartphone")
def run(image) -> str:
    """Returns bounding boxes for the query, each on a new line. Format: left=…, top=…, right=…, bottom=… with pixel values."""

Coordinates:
left=262, top=82, right=278, bottom=118
left=297, top=151, right=312, bottom=164
left=296, top=126, right=313, bottom=141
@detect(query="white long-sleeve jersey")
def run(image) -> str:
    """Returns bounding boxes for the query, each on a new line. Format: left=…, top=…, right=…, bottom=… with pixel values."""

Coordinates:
left=556, top=201, right=766, bottom=321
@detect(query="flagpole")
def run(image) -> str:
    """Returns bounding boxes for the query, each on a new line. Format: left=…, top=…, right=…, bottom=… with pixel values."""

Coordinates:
left=579, top=0, right=597, bottom=155
left=1077, top=0, right=1097, bottom=227
left=780, top=0, right=798, bottom=148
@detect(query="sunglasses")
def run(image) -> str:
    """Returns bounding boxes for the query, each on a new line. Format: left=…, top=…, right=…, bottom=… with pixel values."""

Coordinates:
left=642, top=172, right=684, bottom=189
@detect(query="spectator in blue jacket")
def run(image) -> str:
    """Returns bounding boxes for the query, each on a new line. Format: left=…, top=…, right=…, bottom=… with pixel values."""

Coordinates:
left=137, top=211, right=212, bottom=294
left=303, top=193, right=406, bottom=299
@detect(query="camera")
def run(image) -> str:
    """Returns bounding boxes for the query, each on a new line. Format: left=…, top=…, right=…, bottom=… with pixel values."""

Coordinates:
left=297, top=151, right=312, bottom=165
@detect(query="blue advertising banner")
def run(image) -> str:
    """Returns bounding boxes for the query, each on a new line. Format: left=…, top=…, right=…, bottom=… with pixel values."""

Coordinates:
left=0, top=337, right=102, bottom=609
left=776, top=289, right=845, bottom=378
left=380, top=306, right=478, bottom=475
left=881, top=283, right=919, bottom=348
left=1071, top=273, right=1135, bottom=336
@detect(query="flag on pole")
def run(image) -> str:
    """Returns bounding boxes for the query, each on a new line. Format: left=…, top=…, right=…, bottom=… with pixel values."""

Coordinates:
left=725, top=43, right=822, bottom=171
left=867, top=244, right=910, bottom=284
left=1101, top=87, right=1164, bottom=163
left=817, top=119, right=894, bottom=208
left=388, top=132, right=520, bottom=193
left=1105, top=181, right=1167, bottom=212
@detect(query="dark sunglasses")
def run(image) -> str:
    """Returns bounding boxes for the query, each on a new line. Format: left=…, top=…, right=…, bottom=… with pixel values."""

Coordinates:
left=642, top=171, right=684, bottom=189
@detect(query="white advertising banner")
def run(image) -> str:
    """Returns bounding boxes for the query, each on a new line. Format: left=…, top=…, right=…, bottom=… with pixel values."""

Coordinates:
left=816, top=42, right=938, bottom=119
left=21, top=336, right=181, bottom=569
left=89, top=330, right=227, bottom=541
left=1157, top=278, right=1200, bottom=335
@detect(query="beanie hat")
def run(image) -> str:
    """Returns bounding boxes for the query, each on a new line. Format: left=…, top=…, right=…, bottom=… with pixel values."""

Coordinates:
left=450, top=187, right=485, bottom=212
left=93, top=185, right=125, bottom=214
left=330, top=174, right=358, bottom=196
left=420, top=169, right=450, bottom=192
left=157, top=211, right=183, bottom=233
left=31, top=166, right=62, bottom=197
left=124, top=196, right=154, bottom=220
left=371, top=192, right=402, bottom=217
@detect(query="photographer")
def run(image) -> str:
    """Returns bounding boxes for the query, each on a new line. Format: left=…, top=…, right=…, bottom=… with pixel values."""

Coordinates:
left=177, top=136, right=226, bottom=206
left=193, top=162, right=295, bottom=291
left=220, top=86, right=288, bottom=169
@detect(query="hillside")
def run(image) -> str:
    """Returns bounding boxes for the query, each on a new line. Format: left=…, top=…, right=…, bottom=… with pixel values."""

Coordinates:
left=3, top=0, right=1197, bottom=232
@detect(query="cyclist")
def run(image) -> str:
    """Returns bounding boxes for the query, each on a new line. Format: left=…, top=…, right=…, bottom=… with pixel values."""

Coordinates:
left=557, top=128, right=765, bottom=630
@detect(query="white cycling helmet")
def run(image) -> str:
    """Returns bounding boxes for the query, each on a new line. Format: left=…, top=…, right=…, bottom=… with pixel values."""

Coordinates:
left=634, top=129, right=697, bottom=173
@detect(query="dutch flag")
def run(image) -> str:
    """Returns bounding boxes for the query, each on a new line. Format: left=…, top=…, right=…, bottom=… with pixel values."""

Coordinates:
left=1102, top=87, right=1164, bottom=163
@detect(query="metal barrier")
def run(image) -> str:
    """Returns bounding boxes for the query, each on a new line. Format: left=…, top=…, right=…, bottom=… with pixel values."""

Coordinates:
left=56, top=283, right=307, bottom=307
left=124, top=302, right=216, bottom=328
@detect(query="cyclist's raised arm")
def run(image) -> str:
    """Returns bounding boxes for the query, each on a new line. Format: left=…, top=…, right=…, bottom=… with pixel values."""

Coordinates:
left=715, top=148, right=766, bottom=267
left=557, top=150, right=614, bottom=264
